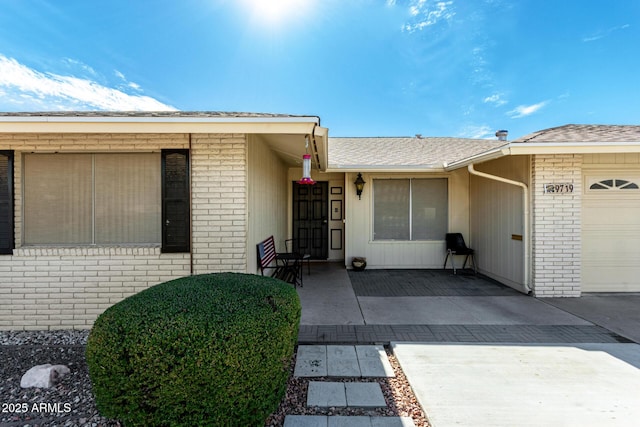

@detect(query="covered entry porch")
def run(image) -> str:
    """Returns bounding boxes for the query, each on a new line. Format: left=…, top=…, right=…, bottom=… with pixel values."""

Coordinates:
left=295, top=263, right=602, bottom=344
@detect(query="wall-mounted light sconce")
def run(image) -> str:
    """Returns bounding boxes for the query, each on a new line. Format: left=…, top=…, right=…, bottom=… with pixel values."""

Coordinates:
left=354, top=173, right=365, bottom=200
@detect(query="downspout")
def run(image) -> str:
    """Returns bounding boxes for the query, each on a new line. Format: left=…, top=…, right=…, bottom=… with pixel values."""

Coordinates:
left=467, top=164, right=531, bottom=294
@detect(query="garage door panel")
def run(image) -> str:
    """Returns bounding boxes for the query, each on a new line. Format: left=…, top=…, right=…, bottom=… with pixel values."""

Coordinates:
left=582, top=171, right=640, bottom=292
left=583, top=232, right=640, bottom=256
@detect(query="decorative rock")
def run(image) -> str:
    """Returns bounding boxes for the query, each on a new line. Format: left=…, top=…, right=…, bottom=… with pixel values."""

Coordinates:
left=20, top=364, right=70, bottom=388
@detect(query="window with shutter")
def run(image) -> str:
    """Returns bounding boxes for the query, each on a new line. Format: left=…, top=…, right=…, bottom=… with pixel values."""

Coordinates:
left=162, top=150, right=190, bottom=253
left=0, top=151, right=14, bottom=254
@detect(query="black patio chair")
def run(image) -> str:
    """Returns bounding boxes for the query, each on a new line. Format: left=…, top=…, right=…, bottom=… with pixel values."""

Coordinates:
left=285, top=238, right=311, bottom=277
left=444, top=233, right=476, bottom=275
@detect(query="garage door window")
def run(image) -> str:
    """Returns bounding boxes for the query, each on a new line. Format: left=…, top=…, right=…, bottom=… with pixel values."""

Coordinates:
left=589, top=179, right=639, bottom=191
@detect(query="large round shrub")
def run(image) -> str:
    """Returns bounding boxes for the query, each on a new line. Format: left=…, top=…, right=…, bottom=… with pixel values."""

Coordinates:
left=86, top=273, right=300, bottom=426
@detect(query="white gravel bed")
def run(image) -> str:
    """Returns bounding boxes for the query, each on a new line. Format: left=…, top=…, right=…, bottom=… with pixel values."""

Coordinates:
left=1, top=331, right=429, bottom=427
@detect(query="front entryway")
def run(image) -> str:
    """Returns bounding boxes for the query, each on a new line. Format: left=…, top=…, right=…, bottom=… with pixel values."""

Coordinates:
left=293, top=181, right=329, bottom=259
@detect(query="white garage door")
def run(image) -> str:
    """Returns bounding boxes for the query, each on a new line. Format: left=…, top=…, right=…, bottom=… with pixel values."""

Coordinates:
left=582, top=173, right=640, bottom=292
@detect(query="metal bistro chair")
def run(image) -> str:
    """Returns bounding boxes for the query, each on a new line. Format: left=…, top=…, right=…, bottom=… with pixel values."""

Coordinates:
left=444, top=233, right=477, bottom=275
left=285, top=238, right=311, bottom=277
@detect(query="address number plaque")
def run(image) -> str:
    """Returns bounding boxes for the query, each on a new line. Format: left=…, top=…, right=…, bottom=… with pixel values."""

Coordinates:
left=543, top=183, right=574, bottom=194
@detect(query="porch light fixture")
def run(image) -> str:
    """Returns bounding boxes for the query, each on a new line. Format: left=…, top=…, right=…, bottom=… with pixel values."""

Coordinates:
left=297, top=135, right=316, bottom=185
left=354, top=173, right=366, bottom=199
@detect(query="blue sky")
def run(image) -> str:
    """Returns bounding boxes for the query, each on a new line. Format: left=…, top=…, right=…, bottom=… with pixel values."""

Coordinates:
left=0, top=0, right=638, bottom=139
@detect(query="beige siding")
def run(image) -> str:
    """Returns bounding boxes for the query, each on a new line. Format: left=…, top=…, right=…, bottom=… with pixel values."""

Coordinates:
left=470, top=156, right=529, bottom=290
left=247, top=135, right=289, bottom=273
left=345, top=169, right=469, bottom=269
left=0, top=133, right=249, bottom=330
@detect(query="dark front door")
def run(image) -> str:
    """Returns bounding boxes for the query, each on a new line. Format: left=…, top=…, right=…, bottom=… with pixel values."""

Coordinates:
left=293, top=181, right=328, bottom=259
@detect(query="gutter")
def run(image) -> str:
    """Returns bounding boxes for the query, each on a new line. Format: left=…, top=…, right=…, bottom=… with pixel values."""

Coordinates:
left=467, top=164, right=531, bottom=294
left=444, top=145, right=510, bottom=171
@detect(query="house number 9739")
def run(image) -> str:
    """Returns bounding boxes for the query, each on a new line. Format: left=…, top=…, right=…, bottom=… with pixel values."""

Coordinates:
left=543, top=183, right=574, bottom=194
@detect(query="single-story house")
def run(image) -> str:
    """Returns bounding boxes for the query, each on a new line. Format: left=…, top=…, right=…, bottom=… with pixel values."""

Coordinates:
left=0, top=112, right=638, bottom=330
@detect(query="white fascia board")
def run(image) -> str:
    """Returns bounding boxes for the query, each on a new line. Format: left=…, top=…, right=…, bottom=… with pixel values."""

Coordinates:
left=508, top=141, right=640, bottom=155
left=313, top=126, right=329, bottom=171
left=0, top=115, right=320, bottom=134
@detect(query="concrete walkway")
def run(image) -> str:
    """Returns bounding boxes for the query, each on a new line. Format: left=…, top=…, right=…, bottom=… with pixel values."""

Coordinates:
left=285, top=345, right=414, bottom=427
left=296, top=264, right=640, bottom=427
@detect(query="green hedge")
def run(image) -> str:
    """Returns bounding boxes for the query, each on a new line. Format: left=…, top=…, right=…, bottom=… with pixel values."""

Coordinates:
left=86, top=273, right=300, bottom=426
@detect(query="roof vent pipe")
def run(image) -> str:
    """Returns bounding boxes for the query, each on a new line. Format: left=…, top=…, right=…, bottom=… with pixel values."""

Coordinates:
left=495, top=130, right=508, bottom=141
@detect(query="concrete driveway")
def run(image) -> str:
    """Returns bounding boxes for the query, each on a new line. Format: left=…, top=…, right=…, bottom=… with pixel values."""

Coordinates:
left=296, top=264, right=640, bottom=426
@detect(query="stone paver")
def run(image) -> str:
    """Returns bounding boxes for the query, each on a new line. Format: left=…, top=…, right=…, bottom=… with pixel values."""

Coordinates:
left=307, top=382, right=346, bottom=407
left=348, top=269, right=518, bottom=297
left=296, top=345, right=396, bottom=378
left=284, top=416, right=416, bottom=427
left=356, top=345, right=395, bottom=377
left=345, top=382, right=386, bottom=408
left=328, top=416, right=371, bottom=427
left=284, top=415, right=328, bottom=427
left=307, top=381, right=386, bottom=408
left=294, top=345, right=327, bottom=377
left=327, top=345, right=360, bottom=377
left=298, top=324, right=631, bottom=344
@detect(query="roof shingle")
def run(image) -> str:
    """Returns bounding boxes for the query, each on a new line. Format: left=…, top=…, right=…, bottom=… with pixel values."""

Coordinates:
left=328, top=137, right=506, bottom=169
left=514, top=124, right=640, bottom=143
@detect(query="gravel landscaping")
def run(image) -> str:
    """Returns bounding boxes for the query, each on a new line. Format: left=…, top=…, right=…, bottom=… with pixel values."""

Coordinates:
left=1, top=330, right=428, bottom=426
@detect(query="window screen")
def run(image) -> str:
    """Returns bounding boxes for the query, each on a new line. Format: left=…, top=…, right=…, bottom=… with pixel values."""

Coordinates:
left=24, top=153, right=160, bottom=245
left=373, top=178, right=448, bottom=241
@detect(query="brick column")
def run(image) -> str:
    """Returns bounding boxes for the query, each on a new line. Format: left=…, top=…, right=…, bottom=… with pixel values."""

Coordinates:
left=190, top=134, right=247, bottom=274
left=531, top=154, right=582, bottom=297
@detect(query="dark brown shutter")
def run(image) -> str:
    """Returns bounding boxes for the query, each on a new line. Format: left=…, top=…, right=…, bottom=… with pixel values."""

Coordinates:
left=0, top=151, right=14, bottom=254
left=161, top=150, right=190, bottom=253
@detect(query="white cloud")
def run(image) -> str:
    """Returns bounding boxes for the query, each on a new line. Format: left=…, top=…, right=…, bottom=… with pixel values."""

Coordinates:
left=582, top=24, right=630, bottom=42
left=507, top=101, right=548, bottom=118
left=403, top=1, right=455, bottom=32
left=0, top=54, right=176, bottom=111
left=458, top=124, right=494, bottom=139
left=483, top=93, right=507, bottom=106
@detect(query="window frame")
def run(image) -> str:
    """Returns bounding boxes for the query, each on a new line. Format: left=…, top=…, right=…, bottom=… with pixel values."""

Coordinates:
left=0, top=150, right=14, bottom=255
left=372, top=177, right=448, bottom=242
left=22, top=152, right=163, bottom=247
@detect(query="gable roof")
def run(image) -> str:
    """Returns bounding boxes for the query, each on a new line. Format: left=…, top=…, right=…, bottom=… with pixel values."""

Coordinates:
left=328, top=136, right=507, bottom=171
left=514, top=124, right=640, bottom=143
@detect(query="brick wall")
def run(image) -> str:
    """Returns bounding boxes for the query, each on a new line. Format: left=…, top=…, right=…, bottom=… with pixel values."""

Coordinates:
left=190, top=134, right=247, bottom=273
left=0, top=133, right=248, bottom=330
left=0, top=247, right=190, bottom=330
left=531, top=154, right=582, bottom=297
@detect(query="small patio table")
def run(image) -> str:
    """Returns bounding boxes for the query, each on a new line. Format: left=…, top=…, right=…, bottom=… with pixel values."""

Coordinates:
left=276, top=252, right=304, bottom=287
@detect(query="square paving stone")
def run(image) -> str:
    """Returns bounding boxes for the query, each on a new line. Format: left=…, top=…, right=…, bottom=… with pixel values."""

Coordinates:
left=328, top=416, right=372, bottom=427
left=356, top=345, right=395, bottom=377
left=284, top=415, right=329, bottom=427
left=295, top=345, right=327, bottom=377
left=345, top=382, right=386, bottom=408
left=327, top=345, right=361, bottom=377
left=307, top=382, right=347, bottom=407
